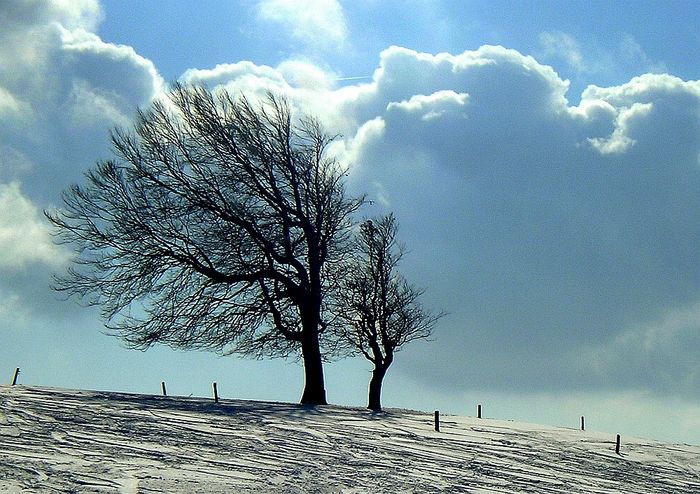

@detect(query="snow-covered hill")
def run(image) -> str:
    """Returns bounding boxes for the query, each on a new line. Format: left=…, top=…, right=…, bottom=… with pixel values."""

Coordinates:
left=1, top=386, right=698, bottom=493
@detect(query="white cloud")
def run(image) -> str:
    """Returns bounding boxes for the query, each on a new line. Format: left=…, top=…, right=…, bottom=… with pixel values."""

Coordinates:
left=182, top=61, right=289, bottom=93
left=329, top=45, right=700, bottom=399
left=539, top=31, right=586, bottom=72
left=0, top=283, right=33, bottom=327
left=342, top=45, right=571, bottom=126
left=181, top=60, right=358, bottom=138
left=0, top=144, right=33, bottom=180
left=617, top=34, right=667, bottom=74
left=0, top=0, right=165, bottom=324
left=387, top=90, right=469, bottom=121
left=0, top=0, right=165, bottom=196
left=588, top=102, right=653, bottom=154
left=0, top=182, right=68, bottom=270
left=581, top=73, right=700, bottom=103
left=47, top=0, right=102, bottom=31
left=0, top=86, right=24, bottom=117
left=537, top=31, right=668, bottom=86
left=256, top=0, right=348, bottom=49
left=58, top=26, right=164, bottom=111
left=0, top=0, right=102, bottom=87
left=276, top=60, right=337, bottom=91
left=65, top=79, right=133, bottom=129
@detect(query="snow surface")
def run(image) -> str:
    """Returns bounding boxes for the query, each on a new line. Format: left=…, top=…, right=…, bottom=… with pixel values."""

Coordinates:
left=1, top=386, right=699, bottom=493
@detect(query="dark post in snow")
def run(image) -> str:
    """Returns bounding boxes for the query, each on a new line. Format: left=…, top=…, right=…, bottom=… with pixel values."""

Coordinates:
left=581, top=416, right=585, bottom=431
left=615, top=434, right=621, bottom=455
left=434, top=410, right=440, bottom=432
left=477, top=404, right=482, bottom=419
left=213, top=382, right=219, bottom=403
left=11, top=368, right=20, bottom=386
left=161, top=381, right=167, bottom=396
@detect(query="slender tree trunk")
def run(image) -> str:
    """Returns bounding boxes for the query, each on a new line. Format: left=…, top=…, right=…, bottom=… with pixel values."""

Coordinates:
left=367, top=365, right=388, bottom=411
left=299, top=323, right=327, bottom=405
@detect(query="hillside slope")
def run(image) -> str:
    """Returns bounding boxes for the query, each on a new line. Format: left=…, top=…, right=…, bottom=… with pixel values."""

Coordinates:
left=1, top=386, right=699, bottom=493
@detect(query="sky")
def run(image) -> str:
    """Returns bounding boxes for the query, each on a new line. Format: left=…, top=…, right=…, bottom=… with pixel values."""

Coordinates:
left=1, top=0, right=700, bottom=445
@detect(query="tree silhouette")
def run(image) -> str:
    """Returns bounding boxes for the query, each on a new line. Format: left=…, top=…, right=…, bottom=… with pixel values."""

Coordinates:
left=338, top=214, right=443, bottom=410
left=46, top=84, right=363, bottom=405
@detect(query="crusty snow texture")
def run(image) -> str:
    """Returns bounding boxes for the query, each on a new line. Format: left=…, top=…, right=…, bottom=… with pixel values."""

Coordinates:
left=1, top=386, right=699, bottom=493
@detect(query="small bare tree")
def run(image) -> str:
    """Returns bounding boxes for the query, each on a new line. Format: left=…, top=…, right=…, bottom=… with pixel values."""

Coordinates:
left=46, top=84, right=363, bottom=405
left=338, top=214, right=443, bottom=410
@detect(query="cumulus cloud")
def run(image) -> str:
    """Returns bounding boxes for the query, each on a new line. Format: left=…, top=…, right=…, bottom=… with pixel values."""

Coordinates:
left=587, top=102, right=652, bottom=154
left=44, top=0, right=102, bottom=30
left=0, top=1, right=164, bottom=197
left=0, top=0, right=164, bottom=323
left=329, top=46, right=700, bottom=398
left=276, top=60, right=338, bottom=91
left=0, top=182, right=68, bottom=269
left=181, top=59, right=357, bottom=137
left=0, top=0, right=101, bottom=90
left=58, top=27, right=163, bottom=106
left=256, top=0, right=348, bottom=50
left=182, top=61, right=289, bottom=94
left=387, top=90, right=469, bottom=122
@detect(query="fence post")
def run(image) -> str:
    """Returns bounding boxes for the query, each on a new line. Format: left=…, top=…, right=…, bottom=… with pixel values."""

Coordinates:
left=161, top=381, right=167, bottom=396
left=615, top=434, right=621, bottom=455
left=477, top=404, right=482, bottom=419
left=11, top=368, right=20, bottom=386
left=213, top=382, right=219, bottom=403
left=434, top=410, right=440, bottom=432
left=581, top=416, right=585, bottom=431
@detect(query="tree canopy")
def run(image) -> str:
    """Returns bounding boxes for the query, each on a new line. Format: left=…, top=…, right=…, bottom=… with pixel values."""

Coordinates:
left=338, top=214, right=443, bottom=410
left=46, top=84, right=363, bottom=404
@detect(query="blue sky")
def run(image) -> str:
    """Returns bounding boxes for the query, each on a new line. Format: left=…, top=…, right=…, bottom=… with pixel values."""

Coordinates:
left=2, top=0, right=700, bottom=445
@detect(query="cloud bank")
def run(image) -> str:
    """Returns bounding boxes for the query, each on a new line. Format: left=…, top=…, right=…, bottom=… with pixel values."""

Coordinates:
left=338, top=47, right=700, bottom=398
left=0, top=0, right=162, bottom=322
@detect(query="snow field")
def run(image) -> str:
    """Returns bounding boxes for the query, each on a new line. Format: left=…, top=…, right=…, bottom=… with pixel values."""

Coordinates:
left=1, top=386, right=699, bottom=493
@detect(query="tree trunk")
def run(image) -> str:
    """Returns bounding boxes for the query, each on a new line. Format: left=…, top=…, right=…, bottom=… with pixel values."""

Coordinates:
left=367, top=365, right=388, bottom=411
left=299, top=326, right=327, bottom=405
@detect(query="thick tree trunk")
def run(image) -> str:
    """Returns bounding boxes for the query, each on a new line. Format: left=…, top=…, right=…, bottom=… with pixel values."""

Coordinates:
left=367, top=365, right=388, bottom=411
left=299, top=326, right=327, bottom=405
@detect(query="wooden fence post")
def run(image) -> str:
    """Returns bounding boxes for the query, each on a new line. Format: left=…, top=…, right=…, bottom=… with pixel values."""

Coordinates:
left=615, top=434, right=621, bottom=455
left=161, top=381, right=167, bottom=396
left=477, top=404, right=482, bottom=419
left=213, top=382, right=219, bottom=403
left=434, top=410, right=440, bottom=432
left=11, top=368, right=20, bottom=386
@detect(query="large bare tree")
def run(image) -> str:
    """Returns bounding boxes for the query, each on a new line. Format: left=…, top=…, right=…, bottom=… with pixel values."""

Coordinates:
left=46, top=84, right=363, bottom=405
left=339, top=215, right=443, bottom=411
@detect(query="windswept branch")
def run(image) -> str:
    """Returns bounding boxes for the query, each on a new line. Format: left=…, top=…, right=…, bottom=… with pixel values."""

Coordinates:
left=46, top=84, right=363, bottom=378
left=335, top=214, right=444, bottom=410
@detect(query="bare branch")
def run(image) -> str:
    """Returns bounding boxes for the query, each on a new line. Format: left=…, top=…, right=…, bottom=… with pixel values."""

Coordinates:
left=334, top=214, right=444, bottom=409
left=46, top=84, right=363, bottom=404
